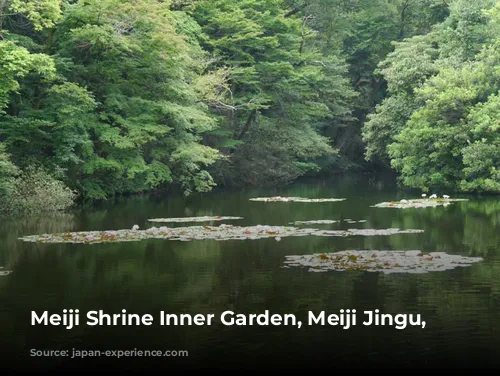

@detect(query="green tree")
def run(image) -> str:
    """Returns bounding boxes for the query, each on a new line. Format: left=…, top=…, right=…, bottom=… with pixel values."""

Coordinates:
left=284, top=0, right=449, bottom=166
left=364, top=0, right=500, bottom=193
left=192, top=0, right=355, bottom=186
left=1, top=0, right=224, bottom=200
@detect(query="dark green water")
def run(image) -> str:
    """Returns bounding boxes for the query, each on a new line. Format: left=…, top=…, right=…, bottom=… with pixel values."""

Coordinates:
left=1, top=175, right=500, bottom=370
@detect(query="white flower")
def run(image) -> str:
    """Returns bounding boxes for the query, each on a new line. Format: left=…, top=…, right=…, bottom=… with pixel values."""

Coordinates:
left=429, top=194, right=437, bottom=199
left=443, top=195, right=450, bottom=199
left=400, top=199, right=408, bottom=203
left=132, top=225, right=140, bottom=231
left=421, top=194, right=427, bottom=198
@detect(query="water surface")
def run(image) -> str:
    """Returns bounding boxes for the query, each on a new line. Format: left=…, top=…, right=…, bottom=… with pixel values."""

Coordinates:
left=1, top=175, right=499, bottom=370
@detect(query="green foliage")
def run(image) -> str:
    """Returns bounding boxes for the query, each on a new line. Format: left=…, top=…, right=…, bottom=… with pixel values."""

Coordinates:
left=55, top=0, right=222, bottom=198
left=8, top=0, right=62, bottom=31
left=0, top=41, right=55, bottom=111
left=363, top=0, right=500, bottom=193
left=1, top=0, right=496, bottom=205
left=0, top=143, right=17, bottom=200
left=1, top=165, right=77, bottom=214
left=282, top=0, right=449, bottom=164
left=216, top=117, right=335, bottom=186
left=192, top=0, right=355, bottom=185
left=363, top=33, right=440, bottom=163
left=460, top=93, right=500, bottom=192
left=0, top=0, right=225, bottom=202
left=437, top=0, right=494, bottom=61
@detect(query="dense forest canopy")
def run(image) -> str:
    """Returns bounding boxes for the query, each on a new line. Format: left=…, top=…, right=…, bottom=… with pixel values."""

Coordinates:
left=0, top=0, right=499, bottom=213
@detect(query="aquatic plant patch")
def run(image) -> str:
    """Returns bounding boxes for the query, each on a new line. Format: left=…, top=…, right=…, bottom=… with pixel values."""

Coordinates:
left=18, top=225, right=425, bottom=244
left=282, top=250, right=483, bottom=274
left=313, top=228, right=424, bottom=236
left=290, top=219, right=368, bottom=225
left=372, top=198, right=468, bottom=209
left=249, top=196, right=346, bottom=203
left=148, top=216, right=243, bottom=223
left=290, top=220, right=340, bottom=225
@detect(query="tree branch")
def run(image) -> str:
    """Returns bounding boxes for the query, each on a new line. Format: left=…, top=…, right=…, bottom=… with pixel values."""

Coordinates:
left=299, top=15, right=315, bottom=54
left=237, top=110, right=257, bottom=140
left=285, top=5, right=307, bottom=18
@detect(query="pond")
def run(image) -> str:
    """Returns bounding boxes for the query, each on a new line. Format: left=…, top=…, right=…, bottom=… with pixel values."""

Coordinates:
left=1, top=174, right=500, bottom=370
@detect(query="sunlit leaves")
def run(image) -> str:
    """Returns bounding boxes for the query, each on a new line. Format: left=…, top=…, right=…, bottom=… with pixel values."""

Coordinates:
left=0, top=41, right=55, bottom=112
left=460, top=93, right=500, bottom=192
left=1, top=0, right=224, bottom=199
left=9, top=0, right=62, bottom=31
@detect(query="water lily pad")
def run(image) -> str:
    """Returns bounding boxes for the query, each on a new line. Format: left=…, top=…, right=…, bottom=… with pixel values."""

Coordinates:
left=372, top=198, right=468, bottom=209
left=283, top=250, right=483, bottom=274
left=148, top=216, right=243, bottom=223
left=313, top=228, right=424, bottom=236
left=249, top=196, right=346, bottom=203
left=18, top=225, right=425, bottom=244
left=290, top=219, right=368, bottom=225
left=290, top=220, right=340, bottom=225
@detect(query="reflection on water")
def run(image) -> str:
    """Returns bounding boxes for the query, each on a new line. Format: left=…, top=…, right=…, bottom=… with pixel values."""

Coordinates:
left=0, top=213, right=77, bottom=269
left=1, top=174, right=500, bottom=370
left=0, top=213, right=76, bottom=236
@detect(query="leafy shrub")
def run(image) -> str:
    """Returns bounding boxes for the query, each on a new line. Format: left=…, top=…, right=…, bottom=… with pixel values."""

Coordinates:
left=1, top=166, right=77, bottom=214
left=0, top=143, right=17, bottom=201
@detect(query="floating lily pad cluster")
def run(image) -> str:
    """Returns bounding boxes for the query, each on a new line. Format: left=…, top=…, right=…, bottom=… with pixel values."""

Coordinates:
left=373, top=197, right=468, bottom=209
left=249, top=196, right=346, bottom=203
left=148, top=216, right=243, bottom=223
left=18, top=225, right=424, bottom=244
left=0, top=267, right=11, bottom=276
left=315, top=228, right=424, bottom=236
left=290, top=219, right=367, bottom=225
left=291, top=219, right=339, bottom=225
left=282, top=250, right=483, bottom=274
